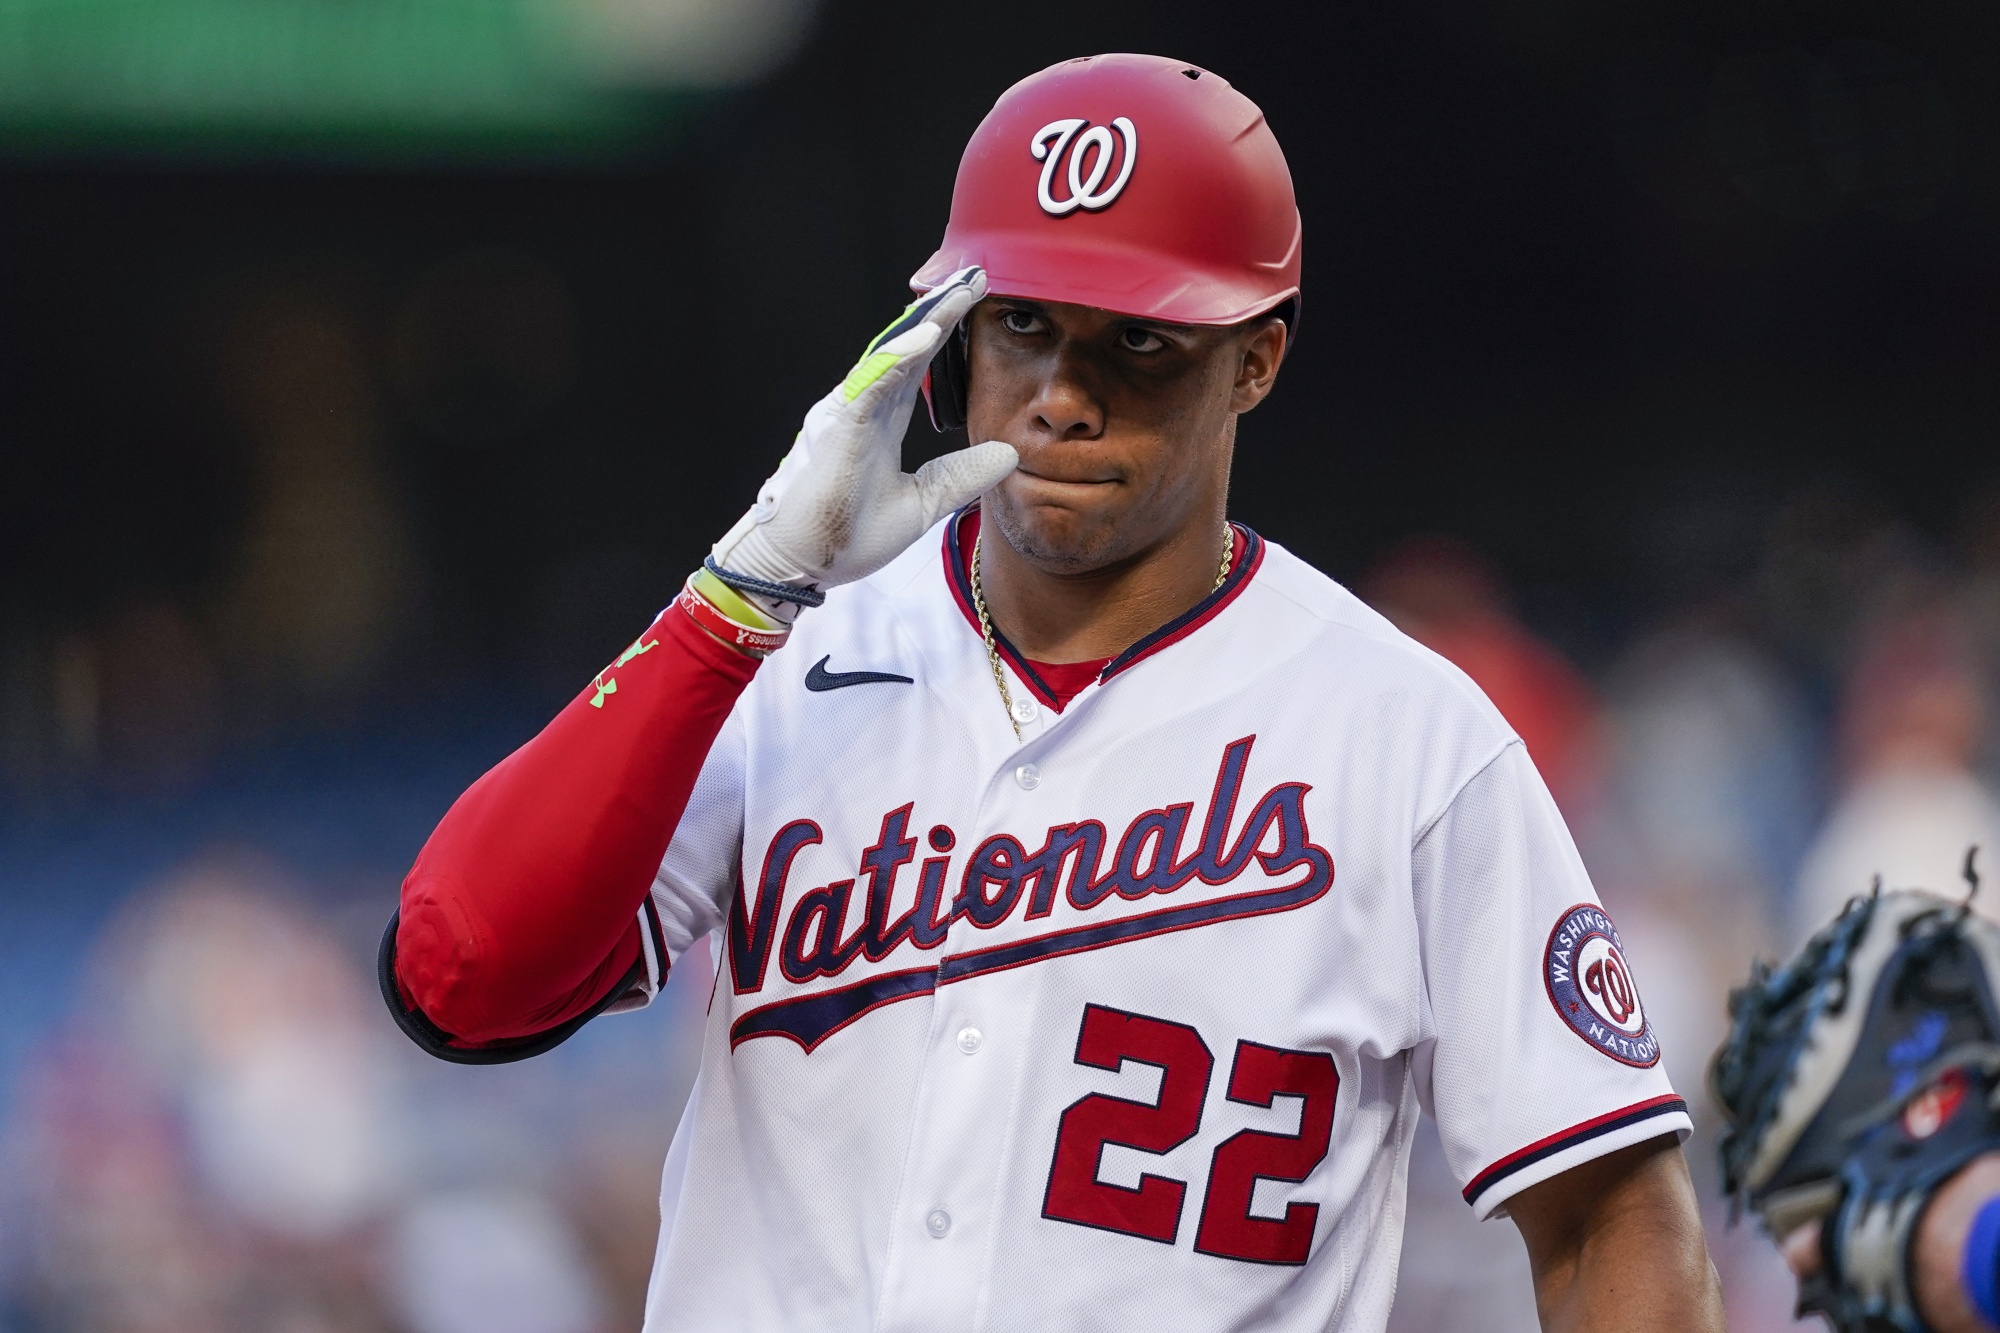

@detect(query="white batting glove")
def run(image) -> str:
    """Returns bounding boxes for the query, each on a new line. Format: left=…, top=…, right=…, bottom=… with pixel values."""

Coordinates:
left=709, top=267, right=1016, bottom=623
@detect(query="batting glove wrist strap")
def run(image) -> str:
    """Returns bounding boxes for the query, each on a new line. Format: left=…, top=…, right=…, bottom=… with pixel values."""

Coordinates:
left=702, top=556, right=825, bottom=609
left=710, top=266, right=1018, bottom=621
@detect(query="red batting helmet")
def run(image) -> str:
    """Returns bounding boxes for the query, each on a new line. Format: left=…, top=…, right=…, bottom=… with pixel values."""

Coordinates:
left=913, top=53, right=1302, bottom=428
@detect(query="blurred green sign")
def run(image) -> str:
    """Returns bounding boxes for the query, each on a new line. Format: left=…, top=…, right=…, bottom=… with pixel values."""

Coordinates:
left=0, top=0, right=813, bottom=158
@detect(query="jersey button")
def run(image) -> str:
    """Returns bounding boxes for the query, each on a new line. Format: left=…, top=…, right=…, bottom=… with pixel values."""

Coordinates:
left=925, top=1209, right=952, bottom=1238
left=1014, top=763, right=1041, bottom=790
left=956, top=1026, right=983, bottom=1054
left=1009, top=695, right=1039, bottom=725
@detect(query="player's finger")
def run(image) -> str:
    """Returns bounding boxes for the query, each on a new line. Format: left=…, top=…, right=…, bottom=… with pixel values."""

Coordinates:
left=834, top=267, right=986, bottom=411
left=910, top=439, right=1018, bottom=528
left=1779, top=1220, right=1823, bottom=1279
left=911, top=265, right=986, bottom=333
left=837, top=320, right=943, bottom=410
left=866, top=266, right=986, bottom=353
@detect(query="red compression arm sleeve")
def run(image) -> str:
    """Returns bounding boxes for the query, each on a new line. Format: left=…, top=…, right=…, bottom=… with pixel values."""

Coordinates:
left=394, top=602, right=760, bottom=1048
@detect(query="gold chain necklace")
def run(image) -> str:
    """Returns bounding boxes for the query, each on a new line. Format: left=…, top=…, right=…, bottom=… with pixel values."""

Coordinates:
left=971, top=521, right=1235, bottom=741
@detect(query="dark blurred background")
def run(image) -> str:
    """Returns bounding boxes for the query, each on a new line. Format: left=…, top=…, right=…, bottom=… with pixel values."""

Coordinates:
left=1, top=1, right=1995, bottom=1329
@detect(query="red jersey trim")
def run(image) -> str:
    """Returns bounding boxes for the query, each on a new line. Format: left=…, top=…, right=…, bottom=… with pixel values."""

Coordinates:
left=1460, top=1093, right=1688, bottom=1206
left=941, top=506, right=1263, bottom=708
left=1030, top=656, right=1111, bottom=710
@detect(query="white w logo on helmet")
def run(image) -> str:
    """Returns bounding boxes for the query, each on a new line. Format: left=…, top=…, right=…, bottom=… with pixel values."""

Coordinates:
left=1030, top=117, right=1138, bottom=216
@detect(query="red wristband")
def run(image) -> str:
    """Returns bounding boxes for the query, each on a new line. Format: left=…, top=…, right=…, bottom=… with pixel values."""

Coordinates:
left=675, top=580, right=790, bottom=657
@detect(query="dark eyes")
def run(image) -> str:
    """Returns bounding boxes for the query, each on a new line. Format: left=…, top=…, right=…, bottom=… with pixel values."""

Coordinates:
left=995, top=309, right=1169, bottom=354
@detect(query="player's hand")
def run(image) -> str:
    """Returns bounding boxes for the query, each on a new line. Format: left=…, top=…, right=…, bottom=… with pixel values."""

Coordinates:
left=1778, top=1155, right=2000, bottom=1333
left=1714, top=888, right=2000, bottom=1333
left=710, top=267, right=1017, bottom=622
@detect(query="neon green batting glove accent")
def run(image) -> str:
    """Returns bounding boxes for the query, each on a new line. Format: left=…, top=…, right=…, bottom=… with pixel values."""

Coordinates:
left=841, top=352, right=902, bottom=403
left=710, top=265, right=1017, bottom=625
left=841, top=298, right=931, bottom=401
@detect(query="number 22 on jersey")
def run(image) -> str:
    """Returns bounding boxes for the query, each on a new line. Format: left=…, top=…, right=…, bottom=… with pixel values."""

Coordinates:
left=1041, top=1004, right=1339, bottom=1265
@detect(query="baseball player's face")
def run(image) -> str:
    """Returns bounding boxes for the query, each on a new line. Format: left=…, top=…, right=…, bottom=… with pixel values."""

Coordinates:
left=964, top=299, right=1284, bottom=574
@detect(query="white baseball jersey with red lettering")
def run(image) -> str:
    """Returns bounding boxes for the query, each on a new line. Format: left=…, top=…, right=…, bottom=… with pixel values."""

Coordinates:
left=621, top=509, right=1687, bottom=1332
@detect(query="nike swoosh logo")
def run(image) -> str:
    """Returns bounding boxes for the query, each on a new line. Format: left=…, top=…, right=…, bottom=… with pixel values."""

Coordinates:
left=804, top=655, right=914, bottom=692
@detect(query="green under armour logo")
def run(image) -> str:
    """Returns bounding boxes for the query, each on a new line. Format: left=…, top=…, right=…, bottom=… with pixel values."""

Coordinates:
left=590, top=636, right=659, bottom=709
left=614, top=637, right=659, bottom=669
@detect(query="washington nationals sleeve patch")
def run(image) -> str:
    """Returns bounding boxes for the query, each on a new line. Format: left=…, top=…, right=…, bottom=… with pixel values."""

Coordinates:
left=1543, top=903, right=1660, bottom=1068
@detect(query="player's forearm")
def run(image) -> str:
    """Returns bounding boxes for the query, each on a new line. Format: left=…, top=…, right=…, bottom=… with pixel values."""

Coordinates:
left=388, top=268, right=1006, bottom=1054
left=394, top=601, right=759, bottom=1047
left=1534, top=1207, right=1721, bottom=1333
left=1515, top=1138, right=1724, bottom=1333
left=1773, top=1157, right=2000, bottom=1333
left=1907, top=1154, right=2000, bottom=1333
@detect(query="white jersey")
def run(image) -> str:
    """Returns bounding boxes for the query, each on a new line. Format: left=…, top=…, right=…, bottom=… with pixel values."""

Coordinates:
left=623, top=511, right=1688, bottom=1332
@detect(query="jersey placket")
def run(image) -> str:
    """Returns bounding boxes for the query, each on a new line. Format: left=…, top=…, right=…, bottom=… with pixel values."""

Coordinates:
left=872, top=519, right=1273, bottom=1326
left=871, top=638, right=1098, bottom=1330
left=999, top=658, right=1055, bottom=747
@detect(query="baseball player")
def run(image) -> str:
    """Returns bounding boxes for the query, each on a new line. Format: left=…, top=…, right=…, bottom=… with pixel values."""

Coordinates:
left=383, top=54, right=1722, bottom=1330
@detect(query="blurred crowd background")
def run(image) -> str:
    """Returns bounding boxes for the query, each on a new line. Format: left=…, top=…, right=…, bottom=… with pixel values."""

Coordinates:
left=0, top=1, right=1994, bottom=1329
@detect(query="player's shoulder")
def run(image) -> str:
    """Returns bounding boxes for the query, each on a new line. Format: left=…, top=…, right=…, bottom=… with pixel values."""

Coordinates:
left=1241, top=540, right=1527, bottom=829
left=1243, top=537, right=1384, bottom=629
left=815, top=519, right=951, bottom=633
left=857, top=517, right=951, bottom=603
left=1247, top=538, right=1514, bottom=728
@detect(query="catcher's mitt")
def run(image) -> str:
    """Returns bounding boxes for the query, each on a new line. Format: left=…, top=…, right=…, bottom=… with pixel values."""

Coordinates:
left=1713, top=864, right=2000, bottom=1333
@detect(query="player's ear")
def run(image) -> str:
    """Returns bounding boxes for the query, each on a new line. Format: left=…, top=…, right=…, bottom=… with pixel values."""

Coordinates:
left=1229, top=316, right=1287, bottom=414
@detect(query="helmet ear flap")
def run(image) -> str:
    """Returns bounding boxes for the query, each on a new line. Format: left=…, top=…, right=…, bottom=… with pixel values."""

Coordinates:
left=1277, top=294, right=1301, bottom=348
left=922, top=322, right=970, bottom=432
